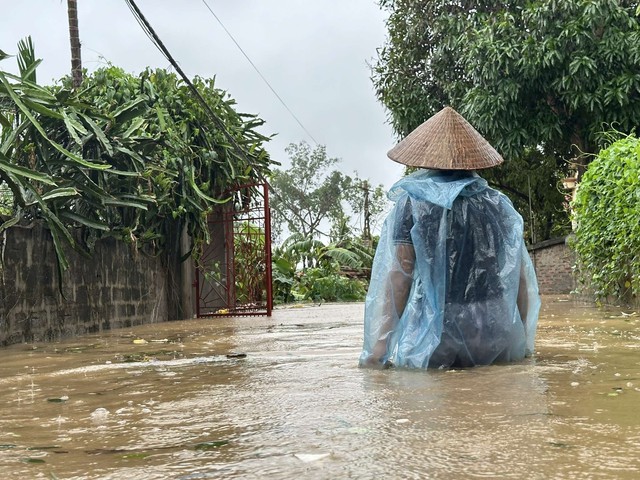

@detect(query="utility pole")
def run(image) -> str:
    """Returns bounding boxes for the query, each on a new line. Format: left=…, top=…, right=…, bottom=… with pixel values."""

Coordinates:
left=362, top=180, right=371, bottom=245
left=67, top=0, right=83, bottom=88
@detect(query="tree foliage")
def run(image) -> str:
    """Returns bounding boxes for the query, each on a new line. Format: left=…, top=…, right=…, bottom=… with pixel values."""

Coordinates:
left=271, top=235, right=370, bottom=304
left=269, top=142, right=350, bottom=241
left=0, top=39, right=271, bottom=275
left=374, top=0, right=640, bottom=241
left=74, top=65, right=271, bottom=257
left=269, top=141, right=387, bottom=243
left=571, top=133, right=640, bottom=303
left=268, top=142, right=382, bottom=303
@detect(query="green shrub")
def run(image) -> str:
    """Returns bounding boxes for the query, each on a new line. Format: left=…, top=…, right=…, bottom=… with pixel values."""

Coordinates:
left=572, top=134, right=640, bottom=302
left=272, top=256, right=296, bottom=304
left=295, top=268, right=367, bottom=302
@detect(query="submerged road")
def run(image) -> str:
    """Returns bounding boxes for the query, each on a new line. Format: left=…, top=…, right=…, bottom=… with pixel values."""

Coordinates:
left=0, top=297, right=639, bottom=479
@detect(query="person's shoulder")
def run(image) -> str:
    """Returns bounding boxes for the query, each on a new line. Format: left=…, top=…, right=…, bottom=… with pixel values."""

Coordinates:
left=484, top=186, right=512, bottom=204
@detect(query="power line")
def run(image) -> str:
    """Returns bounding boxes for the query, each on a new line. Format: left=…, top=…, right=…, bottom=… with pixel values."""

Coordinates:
left=124, top=0, right=252, bottom=164
left=200, top=0, right=319, bottom=145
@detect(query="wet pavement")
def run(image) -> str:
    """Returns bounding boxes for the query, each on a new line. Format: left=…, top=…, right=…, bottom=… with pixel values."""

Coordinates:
left=0, top=296, right=639, bottom=479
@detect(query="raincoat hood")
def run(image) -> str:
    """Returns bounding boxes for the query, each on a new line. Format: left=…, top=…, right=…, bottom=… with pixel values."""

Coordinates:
left=388, top=169, right=488, bottom=210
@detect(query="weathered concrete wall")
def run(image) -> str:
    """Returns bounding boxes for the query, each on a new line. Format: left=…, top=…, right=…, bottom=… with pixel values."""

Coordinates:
left=0, top=223, right=169, bottom=345
left=528, top=237, right=575, bottom=295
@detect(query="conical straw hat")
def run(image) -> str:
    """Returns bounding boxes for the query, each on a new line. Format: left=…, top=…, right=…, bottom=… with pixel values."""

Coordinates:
left=387, top=106, right=503, bottom=170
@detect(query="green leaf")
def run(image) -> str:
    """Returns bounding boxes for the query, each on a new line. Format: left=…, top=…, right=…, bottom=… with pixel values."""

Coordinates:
left=78, top=113, right=114, bottom=156
left=17, top=36, right=39, bottom=83
left=112, top=96, right=149, bottom=124
left=0, top=111, right=12, bottom=129
left=103, top=198, right=149, bottom=210
left=104, top=167, right=141, bottom=177
left=21, top=98, right=63, bottom=119
left=62, top=110, right=89, bottom=146
left=41, top=187, right=79, bottom=201
left=187, top=168, right=228, bottom=204
left=0, top=118, right=29, bottom=156
left=0, top=215, right=21, bottom=235
left=321, top=247, right=362, bottom=268
left=0, top=151, right=56, bottom=185
left=121, top=117, right=146, bottom=140
left=60, top=211, right=111, bottom=232
left=194, top=440, right=229, bottom=450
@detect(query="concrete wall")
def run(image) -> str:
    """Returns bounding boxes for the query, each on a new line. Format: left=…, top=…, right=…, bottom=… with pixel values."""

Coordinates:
left=0, top=222, right=170, bottom=345
left=528, top=237, right=575, bottom=295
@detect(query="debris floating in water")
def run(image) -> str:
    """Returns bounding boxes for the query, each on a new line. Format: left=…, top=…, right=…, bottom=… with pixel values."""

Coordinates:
left=294, top=453, right=330, bottom=463
left=47, top=396, right=69, bottom=403
left=194, top=440, right=229, bottom=450
left=226, top=352, right=247, bottom=359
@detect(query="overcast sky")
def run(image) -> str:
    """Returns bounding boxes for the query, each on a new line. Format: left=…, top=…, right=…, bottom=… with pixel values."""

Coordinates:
left=1, top=0, right=405, bottom=191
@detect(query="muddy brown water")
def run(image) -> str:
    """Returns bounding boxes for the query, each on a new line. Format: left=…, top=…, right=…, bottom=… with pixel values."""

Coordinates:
left=0, top=296, right=638, bottom=479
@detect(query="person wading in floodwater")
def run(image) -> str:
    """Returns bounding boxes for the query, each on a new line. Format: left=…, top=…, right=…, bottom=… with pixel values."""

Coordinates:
left=359, top=107, right=541, bottom=369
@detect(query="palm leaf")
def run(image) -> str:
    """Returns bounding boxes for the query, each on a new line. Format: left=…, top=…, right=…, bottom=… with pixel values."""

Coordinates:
left=17, top=36, right=39, bottom=83
left=320, top=247, right=363, bottom=268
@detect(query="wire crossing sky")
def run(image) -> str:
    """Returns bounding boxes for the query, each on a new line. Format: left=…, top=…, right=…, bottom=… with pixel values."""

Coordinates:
left=200, top=0, right=319, bottom=145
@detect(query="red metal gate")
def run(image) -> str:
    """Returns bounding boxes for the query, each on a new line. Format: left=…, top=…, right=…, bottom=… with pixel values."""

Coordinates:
left=194, top=182, right=273, bottom=317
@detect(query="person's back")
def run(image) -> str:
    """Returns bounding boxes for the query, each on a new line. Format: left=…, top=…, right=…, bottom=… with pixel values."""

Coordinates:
left=431, top=185, right=524, bottom=367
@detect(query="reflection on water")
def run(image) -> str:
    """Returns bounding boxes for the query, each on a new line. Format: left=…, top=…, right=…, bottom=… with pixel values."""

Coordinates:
left=0, top=297, right=639, bottom=479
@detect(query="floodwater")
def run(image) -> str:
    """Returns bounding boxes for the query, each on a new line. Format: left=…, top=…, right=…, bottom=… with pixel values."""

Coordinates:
left=0, top=297, right=639, bottom=480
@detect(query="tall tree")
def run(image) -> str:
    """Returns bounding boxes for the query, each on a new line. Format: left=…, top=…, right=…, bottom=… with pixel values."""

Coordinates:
left=269, top=142, right=350, bottom=242
left=269, top=142, right=387, bottom=244
left=374, top=0, right=640, bottom=241
left=67, top=0, right=82, bottom=88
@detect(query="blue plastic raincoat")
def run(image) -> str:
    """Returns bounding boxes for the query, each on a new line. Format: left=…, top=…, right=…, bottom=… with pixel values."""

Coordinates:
left=359, top=170, right=540, bottom=369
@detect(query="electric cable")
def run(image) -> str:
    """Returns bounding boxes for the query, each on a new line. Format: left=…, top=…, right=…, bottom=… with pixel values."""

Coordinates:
left=200, top=0, right=319, bottom=145
left=124, top=0, right=252, bottom=164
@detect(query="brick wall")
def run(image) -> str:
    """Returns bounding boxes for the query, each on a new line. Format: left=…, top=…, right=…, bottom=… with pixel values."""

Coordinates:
left=528, top=237, right=575, bottom=295
left=0, top=222, right=170, bottom=345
